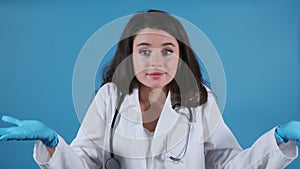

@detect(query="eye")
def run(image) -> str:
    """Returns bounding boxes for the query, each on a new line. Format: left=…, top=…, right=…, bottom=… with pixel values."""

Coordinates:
left=138, top=49, right=151, bottom=56
left=161, top=49, right=173, bottom=56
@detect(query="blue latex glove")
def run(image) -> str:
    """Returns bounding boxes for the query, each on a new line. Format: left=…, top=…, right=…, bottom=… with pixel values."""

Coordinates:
left=275, top=121, right=300, bottom=143
left=0, top=115, right=58, bottom=148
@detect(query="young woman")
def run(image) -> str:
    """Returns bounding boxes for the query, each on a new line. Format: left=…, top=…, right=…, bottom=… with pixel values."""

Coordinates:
left=0, top=9, right=299, bottom=169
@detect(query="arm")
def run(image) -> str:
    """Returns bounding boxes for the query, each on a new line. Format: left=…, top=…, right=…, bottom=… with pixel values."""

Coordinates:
left=0, top=83, right=115, bottom=169
left=202, top=94, right=298, bottom=169
left=47, top=147, right=56, bottom=157
left=0, top=114, right=102, bottom=169
left=33, top=83, right=115, bottom=169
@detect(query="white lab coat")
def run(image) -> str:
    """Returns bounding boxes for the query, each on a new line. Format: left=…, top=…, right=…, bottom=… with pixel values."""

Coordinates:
left=33, top=83, right=298, bottom=169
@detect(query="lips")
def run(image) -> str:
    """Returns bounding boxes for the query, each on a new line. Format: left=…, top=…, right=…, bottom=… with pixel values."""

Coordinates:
left=147, top=72, right=165, bottom=78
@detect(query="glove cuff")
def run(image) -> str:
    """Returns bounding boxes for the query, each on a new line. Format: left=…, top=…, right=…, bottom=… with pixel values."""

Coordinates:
left=274, top=127, right=288, bottom=143
left=42, top=133, right=59, bottom=148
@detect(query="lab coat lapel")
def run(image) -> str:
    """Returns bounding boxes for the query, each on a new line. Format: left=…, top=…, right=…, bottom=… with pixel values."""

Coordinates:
left=151, top=92, right=180, bottom=156
left=154, top=91, right=179, bottom=136
left=118, top=88, right=144, bottom=138
left=112, top=88, right=150, bottom=161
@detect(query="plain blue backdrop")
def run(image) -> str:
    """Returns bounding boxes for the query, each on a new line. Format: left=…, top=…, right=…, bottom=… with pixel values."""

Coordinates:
left=0, top=0, right=299, bottom=168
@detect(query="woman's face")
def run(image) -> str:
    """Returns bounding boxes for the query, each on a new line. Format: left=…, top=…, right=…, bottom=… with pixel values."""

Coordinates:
left=132, top=28, right=180, bottom=90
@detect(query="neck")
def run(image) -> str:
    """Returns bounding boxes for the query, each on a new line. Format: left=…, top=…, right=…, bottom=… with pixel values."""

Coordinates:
left=138, top=84, right=168, bottom=131
left=138, top=84, right=168, bottom=112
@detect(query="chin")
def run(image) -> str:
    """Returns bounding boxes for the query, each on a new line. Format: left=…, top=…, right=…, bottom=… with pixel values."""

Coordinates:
left=145, top=83, right=168, bottom=89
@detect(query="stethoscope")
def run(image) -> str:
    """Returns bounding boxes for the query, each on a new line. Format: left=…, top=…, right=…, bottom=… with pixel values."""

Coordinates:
left=105, top=92, right=193, bottom=169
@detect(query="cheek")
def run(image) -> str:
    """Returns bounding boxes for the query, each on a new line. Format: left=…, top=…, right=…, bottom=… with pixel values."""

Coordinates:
left=133, top=56, right=147, bottom=75
left=165, top=58, right=179, bottom=76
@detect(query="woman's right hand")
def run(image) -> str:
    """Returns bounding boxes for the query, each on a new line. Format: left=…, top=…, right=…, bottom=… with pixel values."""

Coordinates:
left=0, top=115, right=58, bottom=148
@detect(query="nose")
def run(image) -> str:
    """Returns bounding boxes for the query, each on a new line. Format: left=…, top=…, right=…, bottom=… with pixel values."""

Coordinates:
left=149, top=50, right=163, bottom=67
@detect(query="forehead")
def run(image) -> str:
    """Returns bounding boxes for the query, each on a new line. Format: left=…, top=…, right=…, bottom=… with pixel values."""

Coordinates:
left=134, top=28, right=177, bottom=44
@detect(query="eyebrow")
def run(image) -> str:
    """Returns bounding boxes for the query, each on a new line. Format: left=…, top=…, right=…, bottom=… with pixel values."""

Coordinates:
left=136, top=42, right=176, bottom=47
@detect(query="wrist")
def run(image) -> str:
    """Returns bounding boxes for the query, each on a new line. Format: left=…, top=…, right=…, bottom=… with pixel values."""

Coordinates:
left=275, top=127, right=288, bottom=143
left=42, top=132, right=58, bottom=148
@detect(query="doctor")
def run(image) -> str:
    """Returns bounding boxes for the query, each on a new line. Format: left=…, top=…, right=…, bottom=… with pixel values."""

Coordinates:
left=0, top=9, right=299, bottom=169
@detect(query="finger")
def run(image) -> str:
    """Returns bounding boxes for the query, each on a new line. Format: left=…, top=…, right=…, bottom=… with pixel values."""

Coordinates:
left=1, top=116, right=22, bottom=126
left=0, top=134, right=13, bottom=141
left=0, top=134, right=25, bottom=141
left=0, top=128, right=9, bottom=135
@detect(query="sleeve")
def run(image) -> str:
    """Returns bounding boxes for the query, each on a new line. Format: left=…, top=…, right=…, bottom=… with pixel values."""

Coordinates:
left=202, top=93, right=298, bottom=169
left=33, top=83, right=115, bottom=169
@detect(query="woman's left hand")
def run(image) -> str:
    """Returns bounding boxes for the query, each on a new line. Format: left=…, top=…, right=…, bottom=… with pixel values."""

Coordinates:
left=275, top=121, right=300, bottom=143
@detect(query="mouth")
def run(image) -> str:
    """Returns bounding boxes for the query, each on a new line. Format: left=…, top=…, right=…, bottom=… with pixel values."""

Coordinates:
left=147, top=72, right=165, bottom=78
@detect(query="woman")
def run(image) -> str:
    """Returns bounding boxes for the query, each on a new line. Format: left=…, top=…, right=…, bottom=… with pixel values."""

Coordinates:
left=0, top=9, right=299, bottom=169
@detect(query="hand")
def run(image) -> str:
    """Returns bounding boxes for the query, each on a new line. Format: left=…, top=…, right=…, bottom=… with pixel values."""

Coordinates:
left=275, top=121, right=300, bottom=143
left=0, top=115, right=58, bottom=148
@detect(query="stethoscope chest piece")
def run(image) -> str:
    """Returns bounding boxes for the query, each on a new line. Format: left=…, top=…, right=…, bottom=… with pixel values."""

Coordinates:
left=105, top=157, right=121, bottom=169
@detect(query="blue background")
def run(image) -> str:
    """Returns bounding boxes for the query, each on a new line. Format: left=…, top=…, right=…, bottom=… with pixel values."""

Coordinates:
left=0, top=0, right=299, bottom=168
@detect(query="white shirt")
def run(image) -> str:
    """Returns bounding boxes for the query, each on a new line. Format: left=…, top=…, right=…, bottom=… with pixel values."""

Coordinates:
left=33, top=83, right=298, bottom=169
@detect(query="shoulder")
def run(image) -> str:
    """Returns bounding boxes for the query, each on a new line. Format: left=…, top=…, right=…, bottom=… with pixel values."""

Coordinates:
left=203, top=91, right=219, bottom=111
left=194, top=84, right=221, bottom=117
left=91, top=83, right=119, bottom=119
left=96, top=82, right=118, bottom=96
left=203, top=84, right=215, bottom=103
left=93, top=82, right=120, bottom=105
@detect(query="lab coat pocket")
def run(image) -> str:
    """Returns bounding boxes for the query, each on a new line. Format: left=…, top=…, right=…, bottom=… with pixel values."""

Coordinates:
left=164, top=157, right=185, bottom=169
